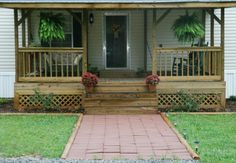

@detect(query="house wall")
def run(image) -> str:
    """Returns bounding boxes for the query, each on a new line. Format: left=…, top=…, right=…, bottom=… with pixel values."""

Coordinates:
left=88, top=10, right=144, bottom=71
left=205, top=8, right=236, bottom=98
left=146, top=9, right=203, bottom=71
left=0, top=8, right=15, bottom=98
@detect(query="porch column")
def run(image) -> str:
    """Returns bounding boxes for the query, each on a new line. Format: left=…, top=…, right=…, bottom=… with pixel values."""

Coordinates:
left=210, top=9, right=214, bottom=46
left=82, top=10, right=88, bottom=74
left=221, top=8, right=225, bottom=81
left=152, top=9, right=157, bottom=75
left=14, top=9, right=19, bottom=82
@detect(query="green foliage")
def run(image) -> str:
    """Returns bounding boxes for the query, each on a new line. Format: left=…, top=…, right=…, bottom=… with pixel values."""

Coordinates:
left=0, top=115, right=78, bottom=157
left=39, top=12, right=65, bottom=45
left=169, top=114, right=236, bottom=163
left=171, top=90, right=202, bottom=112
left=30, top=89, right=57, bottom=110
left=229, top=95, right=236, bottom=101
left=88, top=65, right=99, bottom=74
left=0, top=98, right=8, bottom=105
left=172, top=11, right=204, bottom=43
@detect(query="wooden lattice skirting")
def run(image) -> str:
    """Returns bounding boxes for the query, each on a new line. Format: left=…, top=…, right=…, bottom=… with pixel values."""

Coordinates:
left=14, top=83, right=85, bottom=111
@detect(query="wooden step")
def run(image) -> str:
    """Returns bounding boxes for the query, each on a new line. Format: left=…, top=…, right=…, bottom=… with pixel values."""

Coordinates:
left=85, top=106, right=158, bottom=115
left=93, top=85, right=153, bottom=93
left=86, top=92, right=156, bottom=98
left=84, top=98, right=157, bottom=107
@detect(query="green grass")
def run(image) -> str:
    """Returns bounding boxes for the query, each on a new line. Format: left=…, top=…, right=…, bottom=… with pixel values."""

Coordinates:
left=0, top=115, right=78, bottom=158
left=169, top=113, right=236, bottom=163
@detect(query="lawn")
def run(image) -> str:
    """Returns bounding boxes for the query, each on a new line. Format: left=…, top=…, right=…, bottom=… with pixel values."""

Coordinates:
left=0, top=115, right=78, bottom=158
left=169, top=113, right=236, bottom=163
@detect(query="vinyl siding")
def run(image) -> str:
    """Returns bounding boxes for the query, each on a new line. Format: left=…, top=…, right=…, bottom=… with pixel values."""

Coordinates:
left=0, top=8, right=15, bottom=98
left=205, top=8, right=236, bottom=97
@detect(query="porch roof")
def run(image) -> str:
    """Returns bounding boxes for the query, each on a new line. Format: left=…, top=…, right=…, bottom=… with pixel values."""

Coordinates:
left=1, top=0, right=236, bottom=8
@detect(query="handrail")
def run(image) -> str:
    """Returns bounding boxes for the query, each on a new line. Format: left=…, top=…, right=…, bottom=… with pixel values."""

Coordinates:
left=156, top=47, right=221, bottom=53
left=18, top=47, right=84, bottom=53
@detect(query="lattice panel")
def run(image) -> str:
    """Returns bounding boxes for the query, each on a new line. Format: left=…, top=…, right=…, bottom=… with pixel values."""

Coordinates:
left=157, top=93, right=221, bottom=108
left=18, top=94, right=83, bottom=109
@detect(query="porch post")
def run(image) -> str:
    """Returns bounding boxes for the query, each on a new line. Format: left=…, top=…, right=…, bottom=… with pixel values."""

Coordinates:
left=210, top=9, right=214, bottom=46
left=221, top=8, right=225, bottom=81
left=14, top=9, right=19, bottom=82
left=152, top=9, right=157, bottom=75
left=82, top=9, right=88, bottom=74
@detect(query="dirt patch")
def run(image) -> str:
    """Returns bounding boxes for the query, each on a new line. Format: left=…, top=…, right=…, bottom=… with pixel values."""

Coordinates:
left=0, top=99, right=18, bottom=113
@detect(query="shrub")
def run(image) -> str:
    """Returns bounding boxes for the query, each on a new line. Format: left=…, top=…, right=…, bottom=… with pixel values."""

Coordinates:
left=0, top=98, right=8, bottom=105
left=29, top=89, right=58, bottom=111
left=229, top=95, right=236, bottom=101
left=170, top=90, right=203, bottom=112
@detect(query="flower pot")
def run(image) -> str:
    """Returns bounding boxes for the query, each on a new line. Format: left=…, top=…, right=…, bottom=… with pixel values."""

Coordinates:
left=148, top=84, right=156, bottom=91
left=85, top=86, right=94, bottom=93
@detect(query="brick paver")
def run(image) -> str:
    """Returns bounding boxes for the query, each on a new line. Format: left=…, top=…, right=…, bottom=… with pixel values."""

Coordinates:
left=67, top=115, right=192, bottom=160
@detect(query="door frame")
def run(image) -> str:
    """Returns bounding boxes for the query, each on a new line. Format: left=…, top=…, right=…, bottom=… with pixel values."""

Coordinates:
left=103, top=12, right=130, bottom=70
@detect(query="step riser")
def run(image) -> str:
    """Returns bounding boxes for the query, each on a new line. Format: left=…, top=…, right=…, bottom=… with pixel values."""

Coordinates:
left=86, top=93, right=156, bottom=98
left=85, top=107, right=158, bottom=115
left=84, top=83, right=157, bottom=114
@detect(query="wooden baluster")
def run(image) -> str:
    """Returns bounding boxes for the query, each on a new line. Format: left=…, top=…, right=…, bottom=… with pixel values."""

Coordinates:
left=192, top=51, right=194, bottom=76
left=170, top=53, right=173, bottom=77
left=181, top=51, right=184, bottom=76
left=34, top=52, right=36, bottom=77
left=61, top=54, right=63, bottom=77
left=67, top=53, right=69, bottom=77
left=165, top=52, right=167, bottom=76
left=23, top=52, right=25, bottom=77
left=159, top=52, right=162, bottom=76
left=28, top=53, right=31, bottom=76
left=203, top=51, right=205, bottom=76
left=176, top=51, right=178, bottom=76
left=77, top=53, right=79, bottom=77
left=71, top=53, right=74, bottom=77
left=187, top=51, right=190, bottom=76
left=214, top=51, right=217, bottom=75
left=55, top=53, right=58, bottom=77
left=50, top=53, right=52, bottom=77
left=39, top=52, right=42, bottom=77
left=44, top=53, right=47, bottom=77
left=198, top=51, right=200, bottom=76
left=208, top=52, right=211, bottom=76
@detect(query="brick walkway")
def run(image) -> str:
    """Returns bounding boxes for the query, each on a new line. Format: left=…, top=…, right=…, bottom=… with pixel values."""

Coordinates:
left=67, top=115, right=192, bottom=160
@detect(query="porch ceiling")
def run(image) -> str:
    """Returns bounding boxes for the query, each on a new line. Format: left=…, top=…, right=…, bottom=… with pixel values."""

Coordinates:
left=1, top=0, right=236, bottom=9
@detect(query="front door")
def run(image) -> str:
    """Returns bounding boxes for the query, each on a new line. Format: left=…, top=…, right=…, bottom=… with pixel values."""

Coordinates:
left=105, top=15, right=127, bottom=68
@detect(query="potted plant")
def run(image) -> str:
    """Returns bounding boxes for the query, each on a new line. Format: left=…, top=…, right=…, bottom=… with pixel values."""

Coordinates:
left=145, top=74, right=160, bottom=91
left=82, top=72, right=98, bottom=93
left=39, top=12, right=65, bottom=46
left=172, top=11, right=204, bottom=44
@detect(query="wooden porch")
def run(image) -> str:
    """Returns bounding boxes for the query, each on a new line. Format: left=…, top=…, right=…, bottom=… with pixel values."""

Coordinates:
left=9, top=3, right=228, bottom=112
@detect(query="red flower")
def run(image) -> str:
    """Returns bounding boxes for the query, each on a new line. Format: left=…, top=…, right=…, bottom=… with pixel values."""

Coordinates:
left=145, top=75, right=160, bottom=85
left=82, top=72, right=98, bottom=87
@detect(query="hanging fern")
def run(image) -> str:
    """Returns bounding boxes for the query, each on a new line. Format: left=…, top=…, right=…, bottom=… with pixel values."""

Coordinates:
left=172, top=11, right=204, bottom=43
left=39, top=12, right=65, bottom=45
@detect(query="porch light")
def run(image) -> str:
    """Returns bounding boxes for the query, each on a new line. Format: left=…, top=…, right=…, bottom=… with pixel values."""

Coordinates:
left=183, top=128, right=187, bottom=139
left=89, top=13, right=94, bottom=24
left=194, top=140, right=200, bottom=152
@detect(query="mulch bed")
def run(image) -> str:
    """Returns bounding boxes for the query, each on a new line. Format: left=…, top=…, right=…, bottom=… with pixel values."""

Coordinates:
left=1, top=99, right=236, bottom=113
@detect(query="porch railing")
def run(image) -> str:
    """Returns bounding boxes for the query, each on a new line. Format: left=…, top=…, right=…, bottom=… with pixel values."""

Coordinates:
left=152, top=47, right=222, bottom=81
left=17, top=48, right=83, bottom=82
